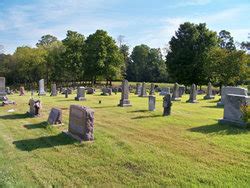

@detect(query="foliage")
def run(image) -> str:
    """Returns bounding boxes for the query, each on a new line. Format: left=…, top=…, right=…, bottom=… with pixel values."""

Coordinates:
left=218, top=30, right=236, bottom=51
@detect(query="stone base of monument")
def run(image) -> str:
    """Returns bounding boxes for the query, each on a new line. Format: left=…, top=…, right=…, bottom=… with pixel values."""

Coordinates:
left=203, top=95, right=215, bottom=100
left=38, top=93, right=46, bottom=96
left=216, top=102, right=223, bottom=107
left=63, top=131, right=94, bottom=143
left=75, top=97, right=86, bottom=101
left=219, top=119, right=249, bottom=128
left=118, top=100, right=132, bottom=107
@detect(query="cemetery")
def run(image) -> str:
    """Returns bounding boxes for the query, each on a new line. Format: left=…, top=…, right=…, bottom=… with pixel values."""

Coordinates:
left=0, top=1, right=249, bottom=187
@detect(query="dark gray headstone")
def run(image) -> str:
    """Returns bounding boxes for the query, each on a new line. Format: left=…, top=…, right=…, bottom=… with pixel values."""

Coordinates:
left=204, top=82, right=215, bottom=100
left=28, top=99, right=41, bottom=116
left=139, top=82, right=147, bottom=97
left=75, top=87, right=86, bottom=101
left=118, top=79, right=132, bottom=107
left=135, top=83, right=142, bottom=95
left=48, top=108, right=62, bottom=125
left=149, top=83, right=155, bottom=95
left=186, top=84, right=198, bottom=103
left=172, top=83, right=181, bottom=101
left=51, top=83, right=57, bottom=96
left=179, top=86, right=185, bottom=97
left=0, top=77, right=6, bottom=100
left=163, top=94, right=172, bottom=116
left=101, top=88, right=112, bottom=96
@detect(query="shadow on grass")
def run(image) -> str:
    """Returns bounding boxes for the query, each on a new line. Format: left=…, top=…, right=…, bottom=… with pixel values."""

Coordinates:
left=128, top=110, right=148, bottom=113
left=56, top=99, right=75, bottom=102
left=0, top=113, right=30, bottom=120
left=189, top=123, right=250, bottom=135
left=201, top=105, right=223, bottom=109
left=93, top=105, right=117, bottom=109
left=23, top=121, right=48, bottom=129
left=13, top=133, right=76, bottom=151
left=131, top=114, right=163, bottom=119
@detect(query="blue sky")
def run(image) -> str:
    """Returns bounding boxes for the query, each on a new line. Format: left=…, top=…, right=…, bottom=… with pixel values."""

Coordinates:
left=0, top=0, right=249, bottom=54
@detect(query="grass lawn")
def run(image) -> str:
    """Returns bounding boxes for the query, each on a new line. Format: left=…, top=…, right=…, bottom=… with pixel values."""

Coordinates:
left=0, top=91, right=249, bottom=187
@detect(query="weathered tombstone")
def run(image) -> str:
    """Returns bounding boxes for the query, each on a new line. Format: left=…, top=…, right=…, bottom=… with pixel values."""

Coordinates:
left=186, top=84, right=198, bottom=103
left=51, top=83, right=57, bottom=96
left=204, top=82, right=215, bottom=100
left=179, top=86, right=185, bottom=97
left=135, top=83, right=142, bottom=95
left=64, top=105, right=94, bottom=141
left=219, top=94, right=250, bottom=127
left=28, top=99, right=42, bottom=116
left=139, top=82, right=147, bottom=97
left=163, top=94, right=172, bottom=116
left=19, top=86, right=25, bottom=96
left=48, top=108, right=62, bottom=125
left=75, top=87, right=86, bottom=101
left=172, top=83, right=181, bottom=101
left=148, top=96, right=156, bottom=111
left=6, top=87, right=11, bottom=95
left=149, top=83, right=155, bottom=95
left=0, top=77, right=7, bottom=100
left=38, top=79, right=46, bottom=96
left=217, top=87, right=248, bottom=107
left=65, top=89, right=68, bottom=98
left=86, top=87, right=95, bottom=94
left=101, top=88, right=112, bottom=96
left=118, top=79, right=132, bottom=107
left=160, top=87, right=170, bottom=96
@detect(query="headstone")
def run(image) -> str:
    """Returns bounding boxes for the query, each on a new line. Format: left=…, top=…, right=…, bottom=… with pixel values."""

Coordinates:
left=28, top=99, right=42, bottom=116
left=179, top=86, right=185, bottom=97
left=19, top=86, right=25, bottom=96
left=149, top=83, right=155, bottom=95
left=86, top=87, right=95, bottom=94
left=51, top=84, right=57, bottom=96
left=172, top=83, right=181, bottom=101
left=217, top=87, right=248, bottom=107
left=160, top=87, right=170, bottom=96
left=31, top=90, right=34, bottom=96
left=186, top=84, right=198, bottom=103
left=48, top=108, right=62, bottom=125
left=65, top=105, right=94, bottom=141
left=75, top=87, right=86, bottom=101
left=6, top=87, right=11, bottom=95
left=101, top=88, right=112, bottom=96
left=0, top=77, right=7, bottom=100
left=38, top=79, right=46, bottom=96
left=135, top=83, right=142, bottom=95
left=219, top=94, right=250, bottom=127
left=65, top=89, right=68, bottom=98
left=204, top=82, right=215, bottom=100
left=163, top=94, right=172, bottom=116
left=148, top=96, right=156, bottom=111
left=139, top=82, right=147, bottom=97
left=118, top=79, right=132, bottom=107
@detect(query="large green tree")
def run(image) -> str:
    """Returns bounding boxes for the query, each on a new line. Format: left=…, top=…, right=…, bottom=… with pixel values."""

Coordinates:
left=218, top=30, right=236, bottom=51
left=166, top=22, right=218, bottom=85
left=85, top=30, right=124, bottom=85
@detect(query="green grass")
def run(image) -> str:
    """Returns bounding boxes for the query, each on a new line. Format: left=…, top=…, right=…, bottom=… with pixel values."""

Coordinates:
left=0, top=91, right=249, bottom=187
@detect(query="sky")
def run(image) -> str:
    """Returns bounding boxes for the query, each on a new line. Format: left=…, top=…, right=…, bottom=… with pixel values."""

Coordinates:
left=0, top=0, right=249, bottom=54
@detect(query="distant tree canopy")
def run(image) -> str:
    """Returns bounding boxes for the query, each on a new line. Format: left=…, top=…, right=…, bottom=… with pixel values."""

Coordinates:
left=0, top=24, right=248, bottom=87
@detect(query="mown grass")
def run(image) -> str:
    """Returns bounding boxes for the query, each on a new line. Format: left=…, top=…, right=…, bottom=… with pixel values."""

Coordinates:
left=0, top=90, right=249, bottom=187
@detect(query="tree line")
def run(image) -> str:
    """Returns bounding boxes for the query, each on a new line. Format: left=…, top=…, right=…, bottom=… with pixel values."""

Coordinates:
left=0, top=22, right=249, bottom=88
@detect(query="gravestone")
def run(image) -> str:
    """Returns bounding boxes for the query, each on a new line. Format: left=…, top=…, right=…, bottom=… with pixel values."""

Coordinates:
left=38, top=79, right=46, bottom=96
left=139, top=82, right=147, bottom=97
left=6, top=87, right=11, bottom=95
left=204, top=82, right=215, bottom=100
left=64, top=105, right=94, bottom=141
left=118, top=79, right=132, bottom=107
left=217, top=87, right=248, bottom=107
left=19, top=86, right=25, bottom=96
left=86, top=87, right=95, bottom=94
left=65, top=89, right=68, bottom=98
left=51, top=83, right=57, bottom=96
left=149, top=83, right=155, bottom=95
left=135, top=83, right=142, bottom=95
left=186, top=84, right=198, bottom=103
left=179, top=86, right=185, bottom=97
left=28, top=99, right=42, bottom=116
left=219, top=94, right=250, bottom=127
left=0, top=77, right=6, bottom=100
left=172, top=83, right=181, bottom=101
left=163, top=94, right=172, bottom=116
left=48, top=108, right=62, bottom=125
left=75, top=87, right=86, bottom=101
left=148, top=96, right=156, bottom=111
left=101, top=88, right=112, bottom=96
left=160, top=87, right=170, bottom=96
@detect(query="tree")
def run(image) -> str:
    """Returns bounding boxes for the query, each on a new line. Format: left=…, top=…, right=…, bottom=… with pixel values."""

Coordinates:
left=120, top=44, right=130, bottom=78
left=36, top=35, right=58, bottom=48
left=62, top=30, right=85, bottom=83
left=166, top=22, right=218, bottom=85
left=218, top=30, right=236, bottom=51
left=85, top=30, right=124, bottom=85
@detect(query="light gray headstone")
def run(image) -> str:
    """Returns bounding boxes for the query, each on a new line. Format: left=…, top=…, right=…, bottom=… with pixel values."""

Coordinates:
left=38, top=79, right=46, bottom=96
left=186, top=84, right=198, bottom=103
left=204, top=82, right=215, bottom=100
left=217, top=87, right=248, bottom=106
left=172, top=83, right=181, bottom=101
left=219, top=94, right=250, bottom=127
left=149, top=83, right=155, bottom=95
left=139, top=82, right=147, bottom=97
left=135, top=83, right=142, bottom=95
left=118, top=79, right=132, bottom=107
left=29, top=99, right=42, bottom=116
left=102, top=88, right=112, bottom=96
left=148, top=96, right=156, bottom=111
left=66, top=105, right=94, bottom=141
left=75, top=87, right=86, bottom=101
left=51, top=84, right=57, bottom=96
left=0, top=77, right=6, bottom=99
left=160, top=87, right=170, bottom=96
